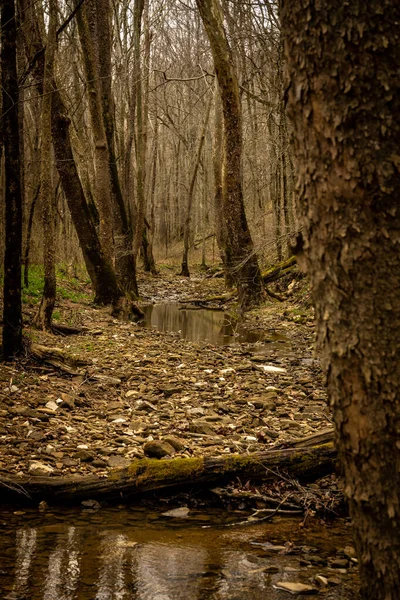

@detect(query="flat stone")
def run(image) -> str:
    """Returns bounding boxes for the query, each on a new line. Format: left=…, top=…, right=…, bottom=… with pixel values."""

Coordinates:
left=162, top=506, right=190, bottom=518
left=189, top=421, right=217, bottom=436
left=273, top=581, right=317, bottom=595
left=28, top=461, right=54, bottom=476
left=75, top=450, right=94, bottom=462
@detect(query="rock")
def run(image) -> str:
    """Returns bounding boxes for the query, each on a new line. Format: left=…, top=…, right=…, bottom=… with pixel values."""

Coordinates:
left=81, top=499, right=101, bottom=510
left=189, top=421, right=217, bottom=436
left=107, top=455, right=131, bottom=468
left=160, top=385, right=183, bottom=397
left=45, top=400, right=59, bottom=411
left=92, top=458, right=108, bottom=468
left=330, top=558, right=349, bottom=568
left=255, top=364, right=287, bottom=374
left=162, top=506, right=190, bottom=518
left=273, top=581, right=317, bottom=595
left=143, top=440, right=176, bottom=458
left=28, top=461, right=54, bottom=476
left=315, top=575, right=329, bottom=587
left=75, top=450, right=94, bottom=462
left=343, top=545, right=357, bottom=559
left=163, top=436, right=185, bottom=451
left=59, top=394, right=75, bottom=410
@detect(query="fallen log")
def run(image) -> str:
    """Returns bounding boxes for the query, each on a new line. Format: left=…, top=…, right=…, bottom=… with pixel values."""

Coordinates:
left=0, top=431, right=336, bottom=505
left=262, top=255, right=297, bottom=284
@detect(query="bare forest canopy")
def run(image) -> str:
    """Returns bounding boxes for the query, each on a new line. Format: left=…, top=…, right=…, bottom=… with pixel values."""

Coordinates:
left=0, top=0, right=296, bottom=281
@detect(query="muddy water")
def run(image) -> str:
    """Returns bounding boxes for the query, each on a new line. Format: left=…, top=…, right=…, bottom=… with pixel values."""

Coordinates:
left=141, top=304, right=286, bottom=346
left=0, top=507, right=358, bottom=600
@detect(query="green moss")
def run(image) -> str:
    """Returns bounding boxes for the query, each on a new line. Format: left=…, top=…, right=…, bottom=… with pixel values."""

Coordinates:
left=109, top=457, right=204, bottom=486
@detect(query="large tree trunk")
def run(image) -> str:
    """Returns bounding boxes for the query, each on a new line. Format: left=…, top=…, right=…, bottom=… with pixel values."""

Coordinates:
left=35, top=0, right=57, bottom=331
left=280, top=2, right=400, bottom=599
left=94, top=0, right=139, bottom=296
left=1, top=0, right=23, bottom=359
left=196, top=0, right=265, bottom=310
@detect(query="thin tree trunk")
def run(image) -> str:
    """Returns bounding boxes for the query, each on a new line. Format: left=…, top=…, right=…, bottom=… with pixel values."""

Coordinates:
left=196, top=0, right=265, bottom=310
left=180, top=96, right=212, bottom=277
left=35, top=0, right=57, bottom=331
left=132, top=0, right=146, bottom=261
left=23, top=184, right=40, bottom=288
left=1, top=0, right=23, bottom=359
left=281, top=1, right=400, bottom=598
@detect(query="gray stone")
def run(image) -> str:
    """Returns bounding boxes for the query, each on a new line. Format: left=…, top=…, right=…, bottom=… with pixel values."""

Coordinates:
left=163, top=436, right=185, bottom=451
left=189, top=421, right=217, bottom=436
left=107, top=455, right=131, bottom=468
left=143, top=440, right=176, bottom=458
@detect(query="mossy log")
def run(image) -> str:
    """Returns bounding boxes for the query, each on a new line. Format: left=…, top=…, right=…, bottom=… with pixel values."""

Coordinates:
left=262, top=255, right=297, bottom=284
left=0, top=431, right=336, bottom=505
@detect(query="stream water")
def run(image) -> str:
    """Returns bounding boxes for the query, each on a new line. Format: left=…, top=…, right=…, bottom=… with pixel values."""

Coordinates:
left=141, top=304, right=286, bottom=346
left=0, top=506, right=358, bottom=600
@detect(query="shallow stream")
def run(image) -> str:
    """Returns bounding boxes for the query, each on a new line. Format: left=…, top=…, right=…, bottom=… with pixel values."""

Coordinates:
left=141, top=304, right=287, bottom=346
left=0, top=507, right=358, bottom=600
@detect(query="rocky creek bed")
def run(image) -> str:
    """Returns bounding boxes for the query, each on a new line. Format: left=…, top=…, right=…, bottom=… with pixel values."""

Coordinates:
left=0, top=271, right=337, bottom=507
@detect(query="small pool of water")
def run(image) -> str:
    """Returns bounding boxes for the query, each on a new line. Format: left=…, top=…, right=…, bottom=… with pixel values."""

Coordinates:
left=141, top=304, right=286, bottom=346
left=0, top=507, right=358, bottom=600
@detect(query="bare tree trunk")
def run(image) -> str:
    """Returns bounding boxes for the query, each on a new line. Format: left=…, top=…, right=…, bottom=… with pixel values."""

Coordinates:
left=281, top=1, right=400, bottom=599
left=180, top=96, right=212, bottom=277
left=19, top=0, right=124, bottom=307
left=35, top=0, right=57, bottom=331
left=75, top=0, right=114, bottom=261
left=212, top=83, right=233, bottom=287
left=23, top=184, right=40, bottom=288
left=1, top=0, right=23, bottom=359
left=196, top=0, right=265, bottom=310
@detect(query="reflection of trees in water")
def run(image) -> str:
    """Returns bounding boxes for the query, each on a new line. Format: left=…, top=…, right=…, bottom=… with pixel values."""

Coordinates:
left=143, top=304, right=232, bottom=344
left=43, top=526, right=80, bottom=600
left=95, top=533, right=137, bottom=600
left=135, top=542, right=206, bottom=600
left=9, top=522, right=271, bottom=599
left=13, top=528, right=37, bottom=595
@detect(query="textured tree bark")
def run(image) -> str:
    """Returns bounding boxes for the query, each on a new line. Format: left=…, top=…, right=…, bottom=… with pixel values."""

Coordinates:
left=196, top=0, right=265, bottom=310
left=75, top=0, right=114, bottom=261
left=35, top=0, right=57, bottom=331
left=280, top=1, right=400, bottom=598
left=1, top=0, right=23, bottom=359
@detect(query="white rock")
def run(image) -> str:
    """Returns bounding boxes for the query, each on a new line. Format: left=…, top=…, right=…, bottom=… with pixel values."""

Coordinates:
left=260, top=365, right=287, bottom=373
left=28, top=461, right=54, bottom=476
left=45, top=400, right=58, bottom=411
left=273, top=581, right=317, bottom=595
left=77, top=444, right=88, bottom=450
left=162, top=506, right=190, bottom=518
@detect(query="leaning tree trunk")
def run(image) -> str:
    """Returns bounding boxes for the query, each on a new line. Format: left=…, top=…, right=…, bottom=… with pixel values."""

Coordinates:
left=19, top=0, right=125, bottom=307
left=281, top=2, right=400, bottom=599
left=196, top=0, right=265, bottom=310
left=35, top=0, right=57, bottom=331
left=1, top=0, right=23, bottom=359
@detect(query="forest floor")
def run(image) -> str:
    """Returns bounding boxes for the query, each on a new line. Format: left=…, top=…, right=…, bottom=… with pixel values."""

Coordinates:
left=0, top=265, right=340, bottom=512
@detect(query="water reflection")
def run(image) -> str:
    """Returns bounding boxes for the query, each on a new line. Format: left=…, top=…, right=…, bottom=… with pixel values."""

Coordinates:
left=0, top=508, right=357, bottom=600
left=141, top=304, right=272, bottom=345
